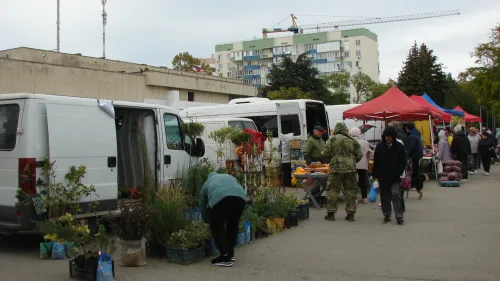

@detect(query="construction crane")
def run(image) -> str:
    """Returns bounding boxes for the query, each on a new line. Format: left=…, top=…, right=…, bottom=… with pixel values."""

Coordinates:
left=262, top=10, right=461, bottom=39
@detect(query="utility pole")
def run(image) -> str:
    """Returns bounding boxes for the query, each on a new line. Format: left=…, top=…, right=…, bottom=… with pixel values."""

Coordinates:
left=57, top=0, right=60, bottom=52
left=102, top=0, right=108, bottom=59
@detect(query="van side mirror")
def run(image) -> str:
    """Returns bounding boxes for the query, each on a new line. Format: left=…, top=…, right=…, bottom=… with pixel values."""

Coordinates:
left=195, top=138, right=205, bottom=157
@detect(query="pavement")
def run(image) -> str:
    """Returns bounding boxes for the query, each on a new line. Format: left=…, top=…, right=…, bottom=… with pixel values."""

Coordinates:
left=1, top=166, right=500, bottom=281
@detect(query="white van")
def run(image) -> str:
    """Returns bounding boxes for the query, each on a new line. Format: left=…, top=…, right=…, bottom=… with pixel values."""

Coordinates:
left=0, top=93, right=204, bottom=235
left=183, top=117, right=257, bottom=167
left=180, top=98, right=330, bottom=163
left=326, top=104, right=382, bottom=144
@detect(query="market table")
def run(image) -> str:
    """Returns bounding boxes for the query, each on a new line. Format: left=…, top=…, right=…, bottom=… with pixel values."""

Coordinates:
left=293, top=173, right=329, bottom=209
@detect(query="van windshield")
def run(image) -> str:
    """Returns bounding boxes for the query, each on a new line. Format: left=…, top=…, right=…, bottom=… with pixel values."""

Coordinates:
left=305, top=102, right=328, bottom=136
left=0, top=104, right=20, bottom=151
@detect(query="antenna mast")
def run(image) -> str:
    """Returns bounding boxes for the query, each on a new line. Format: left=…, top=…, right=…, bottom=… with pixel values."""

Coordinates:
left=102, top=0, right=108, bottom=58
left=57, top=0, right=60, bottom=52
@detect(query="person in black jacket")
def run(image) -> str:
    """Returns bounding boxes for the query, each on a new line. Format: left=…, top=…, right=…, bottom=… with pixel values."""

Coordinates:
left=478, top=132, right=496, bottom=176
left=451, top=124, right=471, bottom=182
left=372, top=127, right=407, bottom=225
left=406, top=123, right=424, bottom=199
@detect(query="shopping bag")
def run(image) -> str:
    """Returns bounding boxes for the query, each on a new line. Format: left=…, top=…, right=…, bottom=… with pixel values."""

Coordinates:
left=97, top=253, right=115, bottom=281
left=51, top=241, right=66, bottom=259
left=368, top=183, right=378, bottom=203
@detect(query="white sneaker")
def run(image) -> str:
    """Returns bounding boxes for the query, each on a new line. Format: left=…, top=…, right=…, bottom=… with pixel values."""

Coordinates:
left=485, top=172, right=489, bottom=176
left=461, top=179, right=468, bottom=182
left=470, top=171, right=475, bottom=175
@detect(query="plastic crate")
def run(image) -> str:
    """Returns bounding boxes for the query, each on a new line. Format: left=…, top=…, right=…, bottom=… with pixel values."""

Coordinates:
left=439, top=181, right=461, bottom=187
left=145, top=241, right=167, bottom=258
left=69, top=258, right=115, bottom=281
left=297, top=204, right=309, bottom=220
left=166, top=246, right=205, bottom=265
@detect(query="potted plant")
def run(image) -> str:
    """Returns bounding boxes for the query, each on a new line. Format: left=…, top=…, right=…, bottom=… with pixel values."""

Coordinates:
left=281, top=194, right=299, bottom=228
left=296, top=199, right=309, bottom=220
left=147, top=187, right=186, bottom=258
left=166, top=221, right=211, bottom=265
left=111, top=201, right=154, bottom=267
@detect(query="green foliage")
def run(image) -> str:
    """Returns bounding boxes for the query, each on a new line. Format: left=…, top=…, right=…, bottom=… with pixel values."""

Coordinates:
left=167, top=221, right=211, bottom=250
left=397, top=42, right=448, bottom=105
left=366, top=80, right=395, bottom=101
left=171, top=52, right=213, bottom=74
left=322, top=72, right=350, bottom=104
left=252, top=187, right=288, bottom=218
left=149, top=187, right=187, bottom=246
left=182, top=158, right=216, bottom=204
left=267, top=87, right=313, bottom=100
left=350, top=72, right=377, bottom=103
left=208, top=126, right=239, bottom=168
left=240, top=207, right=264, bottom=232
left=459, top=24, right=500, bottom=118
left=111, top=201, right=154, bottom=241
left=180, top=122, right=205, bottom=140
left=231, top=131, right=253, bottom=146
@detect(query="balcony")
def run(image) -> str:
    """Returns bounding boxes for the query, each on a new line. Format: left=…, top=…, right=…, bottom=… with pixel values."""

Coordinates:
left=243, top=65, right=261, bottom=70
left=307, top=49, right=318, bottom=54
left=230, top=56, right=242, bottom=62
left=243, top=55, right=261, bottom=61
left=243, top=74, right=261, bottom=80
left=260, top=53, right=273, bottom=59
left=311, top=59, right=328, bottom=64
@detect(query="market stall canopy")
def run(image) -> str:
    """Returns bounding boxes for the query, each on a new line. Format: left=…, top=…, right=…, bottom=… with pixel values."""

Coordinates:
left=410, top=95, right=452, bottom=122
left=421, top=93, right=464, bottom=116
left=343, top=86, right=442, bottom=121
left=454, top=106, right=482, bottom=123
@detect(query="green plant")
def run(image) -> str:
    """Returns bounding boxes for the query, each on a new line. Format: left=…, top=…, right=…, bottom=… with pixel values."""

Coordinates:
left=111, top=201, right=154, bottom=241
left=208, top=126, right=238, bottom=168
left=181, top=158, right=216, bottom=205
left=240, top=207, right=264, bottom=232
left=167, top=221, right=211, bottom=250
left=149, top=187, right=186, bottom=246
left=181, top=122, right=205, bottom=140
left=280, top=193, right=299, bottom=213
left=231, top=131, right=253, bottom=146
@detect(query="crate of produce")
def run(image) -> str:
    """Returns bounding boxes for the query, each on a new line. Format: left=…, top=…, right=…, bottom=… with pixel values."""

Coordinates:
left=166, top=246, right=205, bottom=265
left=439, top=181, right=461, bottom=187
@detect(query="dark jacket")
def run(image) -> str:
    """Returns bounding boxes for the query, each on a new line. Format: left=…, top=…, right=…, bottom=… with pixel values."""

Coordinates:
left=407, top=128, right=423, bottom=159
left=372, top=127, right=407, bottom=187
left=478, top=138, right=495, bottom=158
left=396, top=128, right=408, bottom=148
left=451, top=131, right=471, bottom=157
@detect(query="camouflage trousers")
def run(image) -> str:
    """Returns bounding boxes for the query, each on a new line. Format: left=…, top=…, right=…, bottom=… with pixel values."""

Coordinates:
left=326, top=172, right=357, bottom=214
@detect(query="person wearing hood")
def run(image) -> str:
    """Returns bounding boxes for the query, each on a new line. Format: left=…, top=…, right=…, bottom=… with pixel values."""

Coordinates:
left=406, top=123, right=424, bottom=199
left=303, top=125, right=326, bottom=164
left=389, top=121, right=408, bottom=147
left=467, top=127, right=481, bottom=174
left=372, top=127, right=407, bottom=225
left=451, top=124, right=471, bottom=182
left=199, top=172, right=247, bottom=267
left=478, top=131, right=496, bottom=176
left=322, top=122, right=362, bottom=222
left=349, top=127, right=373, bottom=204
left=437, top=130, right=452, bottom=174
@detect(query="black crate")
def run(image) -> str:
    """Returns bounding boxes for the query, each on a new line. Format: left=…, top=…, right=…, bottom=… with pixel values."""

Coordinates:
left=145, top=241, right=167, bottom=258
left=296, top=204, right=309, bottom=220
left=166, top=246, right=205, bottom=265
left=69, top=257, right=115, bottom=281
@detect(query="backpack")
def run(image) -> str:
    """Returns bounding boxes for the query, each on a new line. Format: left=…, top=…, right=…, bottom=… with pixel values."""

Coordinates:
left=400, top=161, right=412, bottom=190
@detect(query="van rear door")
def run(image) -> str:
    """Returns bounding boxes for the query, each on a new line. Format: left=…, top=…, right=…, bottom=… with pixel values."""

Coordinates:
left=46, top=99, right=118, bottom=210
left=276, top=102, right=302, bottom=138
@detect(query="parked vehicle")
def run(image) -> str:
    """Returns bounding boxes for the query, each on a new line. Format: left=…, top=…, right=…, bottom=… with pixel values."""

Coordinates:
left=326, top=104, right=382, bottom=144
left=0, top=93, right=204, bottom=235
left=180, top=98, right=330, bottom=164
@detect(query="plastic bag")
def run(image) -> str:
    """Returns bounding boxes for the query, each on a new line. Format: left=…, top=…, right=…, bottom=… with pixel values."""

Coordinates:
left=368, top=184, right=377, bottom=203
left=51, top=241, right=67, bottom=259
left=40, top=241, right=53, bottom=259
left=97, top=253, right=115, bottom=281
left=65, top=241, right=78, bottom=258
left=119, top=240, right=146, bottom=267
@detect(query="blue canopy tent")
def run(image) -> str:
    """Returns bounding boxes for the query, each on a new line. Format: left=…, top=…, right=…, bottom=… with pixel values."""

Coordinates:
left=421, top=93, right=464, bottom=117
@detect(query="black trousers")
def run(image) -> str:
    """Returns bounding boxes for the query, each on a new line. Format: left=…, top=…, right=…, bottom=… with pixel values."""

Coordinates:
left=471, top=153, right=481, bottom=171
left=411, top=158, right=423, bottom=191
left=281, top=162, right=292, bottom=187
left=209, top=196, right=246, bottom=256
left=380, top=182, right=404, bottom=219
left=482, top=157, right=492, bottom=173
left=357, top=169, right=369, bottom=199
left=458, top=154, right=469, bottom=179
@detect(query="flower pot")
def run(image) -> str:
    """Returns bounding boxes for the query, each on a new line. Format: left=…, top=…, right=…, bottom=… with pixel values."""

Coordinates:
left=288, top=211, right=299, bottom=227
left=273, top=218, right=284, bottom=232
left=265, top=218, right=276, bottom=234
left=119, top=239, right=147, bottom=267
left=284, top=216, right=292, bottom=229
left=69, top=255, right=115, bottom=281
left=166, top=246, right=205, bottom=265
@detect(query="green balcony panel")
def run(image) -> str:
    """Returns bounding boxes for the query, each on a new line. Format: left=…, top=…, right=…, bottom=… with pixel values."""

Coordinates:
left=243, top=38, right=275, bottom=51
left=215, top=43, right=234, bottom=52
left=341, top=28, right=377, bottom=41
left=293, top=32, right=328, bottom=45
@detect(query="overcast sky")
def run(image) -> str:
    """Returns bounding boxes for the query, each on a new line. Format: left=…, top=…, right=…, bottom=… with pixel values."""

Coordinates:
left=1, top=0, right=498, bottom=82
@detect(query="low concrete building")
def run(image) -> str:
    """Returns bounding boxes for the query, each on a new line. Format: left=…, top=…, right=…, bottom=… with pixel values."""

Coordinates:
left=0, top=47, right=257, bottom=106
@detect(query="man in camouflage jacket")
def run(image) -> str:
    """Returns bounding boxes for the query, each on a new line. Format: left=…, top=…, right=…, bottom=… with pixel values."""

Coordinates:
left=322, top=122, right=363, bottom=222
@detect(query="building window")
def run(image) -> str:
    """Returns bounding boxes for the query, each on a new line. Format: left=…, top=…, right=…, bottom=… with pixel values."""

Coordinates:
left=188, top=92, right=194, bottom=101
left=344, top=51, right=350, bottom=58
left=356, top=50, right=361, bottom=57
left=0, top=104, right=20, bottom=151
left=163, top=114, right=183, bottom=150
left=356, top=61, right=359, bottom=67
left=356, top=40, right=361, bottom=46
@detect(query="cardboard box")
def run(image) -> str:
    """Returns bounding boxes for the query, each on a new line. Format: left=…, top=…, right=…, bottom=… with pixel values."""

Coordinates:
left=288, top=139, right=302, bottom=149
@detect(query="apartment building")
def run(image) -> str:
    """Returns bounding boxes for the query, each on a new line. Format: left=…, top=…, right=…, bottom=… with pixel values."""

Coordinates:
left=214, top=28, right=380, bottom=100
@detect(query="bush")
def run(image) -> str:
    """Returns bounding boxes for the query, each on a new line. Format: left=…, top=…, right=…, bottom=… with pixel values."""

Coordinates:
left=182, top=158, right=216, bottom=205
left=149, top=187, right=186, bottom=246
left=167, top=221, right=211, bottom=250
left=111, top=201, right=154, bottom=241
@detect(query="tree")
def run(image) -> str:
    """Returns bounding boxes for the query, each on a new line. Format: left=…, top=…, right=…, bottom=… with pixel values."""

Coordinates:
left=459, top=24, right=500, bottom=118
left=171, top=52, right=213, bottom=74
left=261, top=54, right=331, bottom=102
left=350, top=72, right=377, bottom=103
left=397, top=42, right=448, bottom=104
left=322, top=73, right=350, bottom=104
left=366, top=79, right=395, bottom=101
left=267, top=87, right=312, bottom=100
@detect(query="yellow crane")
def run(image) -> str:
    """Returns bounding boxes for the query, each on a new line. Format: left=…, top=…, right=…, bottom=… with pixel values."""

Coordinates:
left=262, top=10, right=461, bottom=39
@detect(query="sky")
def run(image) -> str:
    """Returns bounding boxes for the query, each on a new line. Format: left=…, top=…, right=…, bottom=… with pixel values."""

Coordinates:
left=0, top=0, right=499, bottom=83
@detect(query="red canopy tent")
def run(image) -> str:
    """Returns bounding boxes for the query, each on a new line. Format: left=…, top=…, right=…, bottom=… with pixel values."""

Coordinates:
left=410, top=95, right=452, bottom=122
left=454, top=106, right=482, bottom=123
left=343, top=86, right=442, bottom=121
